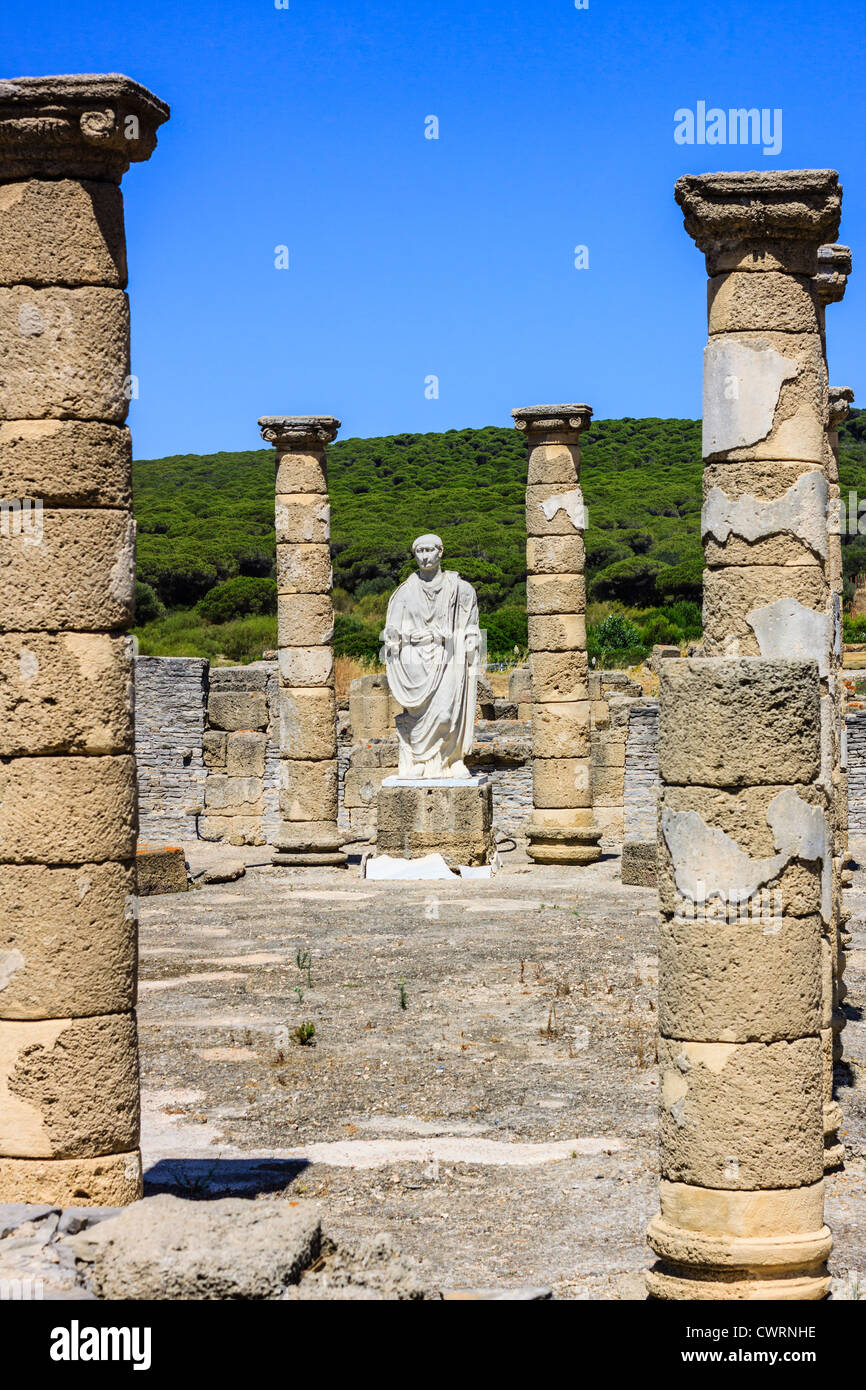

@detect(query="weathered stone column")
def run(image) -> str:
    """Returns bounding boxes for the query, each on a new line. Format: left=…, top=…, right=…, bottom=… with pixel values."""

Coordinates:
left=814, top=244, right=853, bottom=1166
left=0, top=75, right=169, bottom=1204
left=646, top=171, right=840, bottom=1298
left=681, top=171, right=845, bottom=1175
left=512, top=405, right=601, bottom=865
left=826, top=385, right=854, bottom=956
left=649, top=658, right=831, bottom=1298
left=258, top=416, right=346, bottom=866
left=826, top=385, right=855, bottom=1163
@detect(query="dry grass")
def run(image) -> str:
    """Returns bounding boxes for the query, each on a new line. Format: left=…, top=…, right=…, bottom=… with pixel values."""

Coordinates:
left=626, top=662, right=659, bottom=696
left=334, top=654, right=383, bottom=700
left=486, top=668, right=514, bottom=698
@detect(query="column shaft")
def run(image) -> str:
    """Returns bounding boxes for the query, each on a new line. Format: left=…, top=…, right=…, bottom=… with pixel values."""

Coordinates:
left=513, top=406, right=601, bottom=865
left=258, top=416, right=345, bottom=866
left=0, top=74, right=168, bottom=1205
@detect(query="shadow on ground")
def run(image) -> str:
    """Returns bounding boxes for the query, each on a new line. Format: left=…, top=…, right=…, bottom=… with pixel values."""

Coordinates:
left=145, top=1157, right=309, bottom=1199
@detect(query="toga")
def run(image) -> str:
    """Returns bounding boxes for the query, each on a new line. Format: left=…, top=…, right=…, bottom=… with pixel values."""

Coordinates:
left=384, top=569, right=480, bottom=777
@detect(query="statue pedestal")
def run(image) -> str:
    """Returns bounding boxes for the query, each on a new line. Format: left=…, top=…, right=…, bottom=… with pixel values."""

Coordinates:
left=526, top=810, right=602, bottom=866
left=376, top=776, right=494, bottom=866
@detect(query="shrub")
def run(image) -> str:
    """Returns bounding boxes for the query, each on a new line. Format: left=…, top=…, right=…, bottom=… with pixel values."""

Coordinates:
left=595, top=613, right=643, bottom=650
left=481, top=604, right=528, bottom=658
left=334, top=613, right=381, bottom=662
left=638, top=613, right=680, bottom=646
left=135, top=580, right=165, bottom=625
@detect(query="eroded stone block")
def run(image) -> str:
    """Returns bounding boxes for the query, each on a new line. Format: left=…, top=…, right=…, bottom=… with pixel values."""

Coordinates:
left=0, top=419, right=131, bottom=507
left=658, top=658, right=820, bottom=787
left=0, top=632, right=133, bottom=756
left=206, top=691, right=269, bottom=733
left=657, top=1035, right=823, bottom=1189
left=376, top=780, right=494, bottom=865
left=659, top=912, right=821, bottom=1042
left=0, top=286, right=130, bottom=421
left=0, top=1013, right=139, bottom=1158
left=0, top=755, right=136, bottom=865
left=0, top=509, right=135, bottom=631
left=279, top=688, right=336, bottom=761
left=0, top=179, right=126, bottom=288
left=275, top=543, right=332, bottom=595
left=0, top=862, right=136, bottom=1020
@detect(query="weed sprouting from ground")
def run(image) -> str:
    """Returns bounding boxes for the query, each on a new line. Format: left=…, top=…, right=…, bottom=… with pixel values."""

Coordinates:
left=296, top=948, right=312, bottom=988
left=166, top=1157, right=222, bottom=1198
left=540, top=1002, right=561, bottom=1041
left=291, top=1021, right=316, bottom=1046
left=398, top=978, right=408, bottom=1010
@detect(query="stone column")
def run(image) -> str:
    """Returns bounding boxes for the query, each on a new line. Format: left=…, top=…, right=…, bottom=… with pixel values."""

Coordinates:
left=827, top=385, right=854, bottom=1099
left=258, top=416, right=346, bottom=866
left=682, top=170, right=845, bottom=1176
left=814, top=244, right=853, bottom=1167
left=512, top=405, right=601, bottom=865
left=0, top=75, right=169, bottom=1205
left=646, top=171, right=841, bottom=1298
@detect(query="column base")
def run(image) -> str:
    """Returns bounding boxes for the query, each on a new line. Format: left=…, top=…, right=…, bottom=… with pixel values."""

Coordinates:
left=646, top=1181, right=831, bottom=1301
left=0, top=1150, right=142, bottom=1206
left=526, top=813, right=601, bottom=866
left=271, top=821, right=348, bottom=867
left=645, top=1267, right=830, bottom=1300
left=272, top=851, right=347, bottom=867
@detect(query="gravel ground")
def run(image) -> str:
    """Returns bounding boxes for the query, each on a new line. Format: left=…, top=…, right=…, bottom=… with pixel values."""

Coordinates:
left=128, top=840, right=866, bottom=1299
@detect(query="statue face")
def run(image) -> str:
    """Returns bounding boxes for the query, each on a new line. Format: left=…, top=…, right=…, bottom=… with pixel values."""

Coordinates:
left=414, top=542, right=442, bottom=576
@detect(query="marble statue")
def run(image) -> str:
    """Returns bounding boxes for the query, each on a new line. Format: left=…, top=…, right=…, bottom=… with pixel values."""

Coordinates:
left=383, top=534, right=481, bottom=779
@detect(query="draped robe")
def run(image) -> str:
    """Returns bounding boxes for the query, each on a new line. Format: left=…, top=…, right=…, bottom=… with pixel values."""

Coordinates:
left=384, top=569, right=480, bottom=777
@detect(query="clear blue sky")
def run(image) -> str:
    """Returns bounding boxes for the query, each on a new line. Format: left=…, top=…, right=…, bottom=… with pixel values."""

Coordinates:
left=4, top=0, right=865, bottom=459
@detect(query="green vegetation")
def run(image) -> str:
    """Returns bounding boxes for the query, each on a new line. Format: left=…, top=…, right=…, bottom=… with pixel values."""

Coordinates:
left=131, top=413, right=866, bottom=665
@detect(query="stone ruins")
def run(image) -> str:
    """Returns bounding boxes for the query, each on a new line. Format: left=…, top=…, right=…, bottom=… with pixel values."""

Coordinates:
left=0, top=71, right=864, bottom=1303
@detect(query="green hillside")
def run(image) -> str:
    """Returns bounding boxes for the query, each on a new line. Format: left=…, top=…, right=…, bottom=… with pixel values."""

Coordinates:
left=132, top=413, right=866, bottom=663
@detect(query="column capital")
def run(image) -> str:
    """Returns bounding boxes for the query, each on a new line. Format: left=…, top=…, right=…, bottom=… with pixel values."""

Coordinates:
left=675, top=170, right=841, bottom=275
left=0, top=73, right=169, bottom=182
left=828, top=385, right=855, bottom=430
left=512, top=404, right=593, bottom=443
left=815, top=244, right=852, bottom=304
left=259, top=415, right=341, bottom=450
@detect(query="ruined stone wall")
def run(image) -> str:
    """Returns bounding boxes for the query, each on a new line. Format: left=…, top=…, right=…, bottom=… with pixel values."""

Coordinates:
left=845, top=709, right=866, bottom=834
left=589, top=673, right=642, bottom=845
left=134, top=656, right=208, bottom=842
left=623, top=700, right=660, bottom=843
left=200, top=664, right=279, bottom=847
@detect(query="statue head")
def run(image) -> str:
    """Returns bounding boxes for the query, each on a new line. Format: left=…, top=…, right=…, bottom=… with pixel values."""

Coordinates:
left=412, top=533, right=443, bottom=578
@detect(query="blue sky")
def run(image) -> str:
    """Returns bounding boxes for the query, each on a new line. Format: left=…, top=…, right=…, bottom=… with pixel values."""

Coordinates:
left=3, top=0, right=865, bottom=458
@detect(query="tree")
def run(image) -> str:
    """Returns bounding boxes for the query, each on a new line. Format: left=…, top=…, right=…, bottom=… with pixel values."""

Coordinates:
left=198, top=577, right=277, bottom=623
